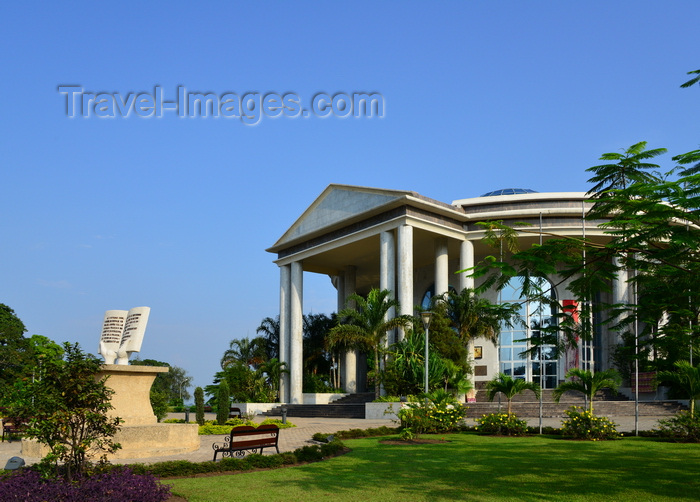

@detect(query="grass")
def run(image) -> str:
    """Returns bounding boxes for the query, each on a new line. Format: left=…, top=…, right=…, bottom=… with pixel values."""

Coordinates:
left=166, top=433, right=700, bottom=501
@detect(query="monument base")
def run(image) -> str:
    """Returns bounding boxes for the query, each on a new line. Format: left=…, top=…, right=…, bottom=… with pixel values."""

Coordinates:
left=22, top=364, right=200, bottom=461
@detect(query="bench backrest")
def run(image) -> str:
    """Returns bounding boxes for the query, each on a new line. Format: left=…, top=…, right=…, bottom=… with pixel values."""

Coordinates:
left=229, top=424, right=279, bottom=449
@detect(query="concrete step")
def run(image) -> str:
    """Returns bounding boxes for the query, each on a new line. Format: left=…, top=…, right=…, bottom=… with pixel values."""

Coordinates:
left=330, top=393, right=375, bottom=404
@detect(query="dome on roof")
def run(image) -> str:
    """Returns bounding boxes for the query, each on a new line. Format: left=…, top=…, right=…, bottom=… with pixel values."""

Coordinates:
left=480, top=188, right=538, bottom=197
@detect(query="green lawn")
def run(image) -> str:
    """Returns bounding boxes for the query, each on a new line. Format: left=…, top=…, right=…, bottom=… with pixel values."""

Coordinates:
left=166, top=433, right=700, bottom=501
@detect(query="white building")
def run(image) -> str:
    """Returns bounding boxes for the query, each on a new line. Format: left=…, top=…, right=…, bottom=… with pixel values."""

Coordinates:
left=267, top=185, right=627, bottom=404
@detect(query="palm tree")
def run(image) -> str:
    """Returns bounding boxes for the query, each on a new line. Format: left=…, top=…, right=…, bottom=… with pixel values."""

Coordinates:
left=437, top=288, right=520, bottom=398
left=220, top=337, right=267, bottom=370
left=553, top=368, right=621, bottom=414
left=303, top=313, right=335, bottom=377
left=681, top=68, right=700, bottom=88
left=326, top=288, right=413, bottom=399
left=486, top=373, right=541, bottom=416
left=256, top=316, right=280, bottom=360
left=258, top=358, right=289, bottom=402
left=656, top=361, right=700, bottom=417
left=439, top=288, right=519, bottom=345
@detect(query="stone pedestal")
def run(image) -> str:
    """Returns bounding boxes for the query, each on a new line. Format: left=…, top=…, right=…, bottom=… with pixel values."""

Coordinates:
left=23, top=364, right=200, bottom=460
left=100, top=364, right=169, bottom=426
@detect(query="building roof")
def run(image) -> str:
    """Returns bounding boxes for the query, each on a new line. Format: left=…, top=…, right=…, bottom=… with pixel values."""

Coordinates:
left=480, top=188, right=538, bottom=197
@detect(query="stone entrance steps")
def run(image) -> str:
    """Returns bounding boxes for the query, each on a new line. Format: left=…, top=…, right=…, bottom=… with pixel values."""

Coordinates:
left=262, top=391, right=685, bottom=419
left=463, top=400, right=684, bottom=418
left=263, top=393, right=375, bottom=419
left=263, top=404, right=367, bottom=419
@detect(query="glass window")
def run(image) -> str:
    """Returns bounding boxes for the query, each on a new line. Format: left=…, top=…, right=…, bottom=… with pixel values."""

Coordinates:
left=498, top=276, right=559, bottom=388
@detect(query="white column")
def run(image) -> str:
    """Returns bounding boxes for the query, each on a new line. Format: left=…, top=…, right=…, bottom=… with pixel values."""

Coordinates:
left=397, top=224, right=414, bottom=341
left=610, top=255, right=629, bottom=353
left=380, top=230, right=396, bottom=346
left=278, top=264, right=291, bottom=403
left=435, top=237, right=449, bottom=298
left=342, top=266, right=358, bottom=393
left=458, top=239, right=476, bottom=401
left=290, top=261, right=303, bottom=404
left=334, top=274, right=345, bottom=391
left=459, top=240, right=475, bottom=292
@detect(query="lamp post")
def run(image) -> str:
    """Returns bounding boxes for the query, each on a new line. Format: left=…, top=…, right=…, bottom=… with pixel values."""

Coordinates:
left=421, top=311, right=433, bottom=398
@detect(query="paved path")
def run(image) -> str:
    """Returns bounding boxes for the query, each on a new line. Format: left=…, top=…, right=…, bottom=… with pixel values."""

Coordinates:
left=0, top=415, right=397, bottom=467
left=0, top=414, right=670, bottom=468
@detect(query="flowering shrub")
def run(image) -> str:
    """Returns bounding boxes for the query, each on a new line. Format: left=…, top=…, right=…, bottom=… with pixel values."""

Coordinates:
left=655, top=411, right=700, bottom=442
left=398, top=391, right=466, bottom=434
left=476, top=413, right=528, bottom=436
left=560, top=407, right=619, bottom=440
left=0, top=468, right=170, bottom=502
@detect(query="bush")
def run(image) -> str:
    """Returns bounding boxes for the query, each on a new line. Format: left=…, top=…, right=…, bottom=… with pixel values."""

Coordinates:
left=194, top=387, right=205, bottom=426
left=198, top=420, right=296, bottom=435
left=294, top=445, right=325, bottom=462
left=560, top=407, right=620, bottom=441
left=0, top=468, right=170, bottom=502
left=216, top=381, right=230, bottom=425
left=476, top=413, right=528, bottom=436
left=373, top=395, right=402, bottom=402
left=259, top=418, right=296, bottom=429
left=398, top=392, right=466, bottom=434
left=655, top=411, right=700, bottom=442
left=526, top=425, right=561, bottom=435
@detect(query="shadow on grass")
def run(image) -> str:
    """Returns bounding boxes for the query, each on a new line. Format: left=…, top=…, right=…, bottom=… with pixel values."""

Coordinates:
left=167, top=434, right=700, bottom=501
left=260, top=434, right=700, bottom=501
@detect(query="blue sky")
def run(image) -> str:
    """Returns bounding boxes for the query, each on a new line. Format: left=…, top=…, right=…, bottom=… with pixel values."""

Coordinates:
left=1, top=1, right=699, bottom=395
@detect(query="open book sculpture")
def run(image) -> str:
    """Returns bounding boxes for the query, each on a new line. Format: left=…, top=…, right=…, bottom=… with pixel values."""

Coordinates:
left=98, top=307, right=150, bottom=365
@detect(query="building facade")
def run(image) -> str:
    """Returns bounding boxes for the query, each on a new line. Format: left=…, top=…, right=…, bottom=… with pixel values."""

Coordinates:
left=267, top=185, right=627, bottom=404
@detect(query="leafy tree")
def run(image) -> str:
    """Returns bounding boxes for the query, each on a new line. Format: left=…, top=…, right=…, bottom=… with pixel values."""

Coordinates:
left=9, top=343, right=121, bottom=480
left=194, top=386, right=205, bottom=425
left=657, top=361, right=700, bottom=417
left=585, top=141, right=665, bottom=194
left=553, top=368, right=621, bottom=414
left=149, top=388, right=169, bottom=422
left=216, top=380, right=230, bottom=425
left=0, top=303, right=31, bottom=401
left=27, top=334, right=64, bottom=362
left=420, top=302, right=469, bottom=369
left=470, top=141, right=700, bottom=373
left=326, top=288, right=413, bottom=399
left=486, top=373, right=541, bottom=416
left=131, top=359, right=193, bottom=416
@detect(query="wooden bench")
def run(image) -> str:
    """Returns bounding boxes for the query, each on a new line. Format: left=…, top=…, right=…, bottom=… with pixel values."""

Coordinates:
left=1, top=418, right=27, bottom=442
left=228, top=407, right=242, bottom=419
left=212, top=424, right=280, bottom=461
